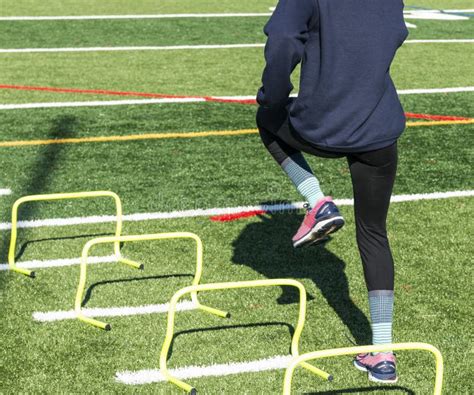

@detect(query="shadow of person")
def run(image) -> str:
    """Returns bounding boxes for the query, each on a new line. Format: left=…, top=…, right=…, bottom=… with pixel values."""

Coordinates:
left=231, top=208, right=371, bottom=345
left=0, top=115, right=80, bottom=263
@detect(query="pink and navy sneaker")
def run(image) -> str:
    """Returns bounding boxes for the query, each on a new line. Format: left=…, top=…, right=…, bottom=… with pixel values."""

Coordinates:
left=292, top=197, right=345, bottom=248
left=354, top=352, right=398, bottom=383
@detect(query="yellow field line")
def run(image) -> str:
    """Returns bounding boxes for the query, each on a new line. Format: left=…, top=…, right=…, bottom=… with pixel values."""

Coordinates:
left=0, top=129, right=257, bottom=147
left=406, top=119, right=474, bottom=127
left=0, top=120, right=472, bottom=148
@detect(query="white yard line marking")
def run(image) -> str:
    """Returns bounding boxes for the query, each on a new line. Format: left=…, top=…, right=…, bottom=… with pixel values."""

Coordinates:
left=0, top=13, right=272, bottom=21
left=0, top=190, right=472, bottom=232
left=33, top=300, right=196, bottom=322
left=115, top=355, right=292, bottom=385
left=397, top=87, right=474, bottom=95
left=0, top=98, right=204, bottom=110
left=1, top=87, right=473, bottom=111
left=0, top=188, right=12, bottom=196
left=217, top=86, right=474, bottom=98
left=0, top=39, right=472, bottom=54
left=0, top=255, right=117, bottom=271
left=404, top=10, right=469, bottom=20
left=443, top=9, right=474, bottom=13
left=0, top=43, right=265, bottom=54
left=1, top=9, right=472, bottom=21
left=405, top=39, right=474, bottom=44
left=1, top=190, right=470, bottom=275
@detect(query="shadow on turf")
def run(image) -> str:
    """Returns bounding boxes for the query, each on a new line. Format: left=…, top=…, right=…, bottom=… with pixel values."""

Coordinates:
left=81, top=273, right=193, bottom=307
left=166, top=321, right=294, bottom=361
left=231, top=208, right=372, bottom=346
left=306, top=386, right=414, bottom=394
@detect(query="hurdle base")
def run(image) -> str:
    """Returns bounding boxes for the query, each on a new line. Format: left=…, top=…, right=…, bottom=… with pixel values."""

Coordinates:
left=11, top=266, right=35, bottom=278
left=77, top=314, right=111, bottom=331
left=164, top=374, right=195, bottom=394
left=300, top=361, right=332, bottom=381
left=197, top=303, right=230, bottom=319
left=119, top=257, right=144, bottom=270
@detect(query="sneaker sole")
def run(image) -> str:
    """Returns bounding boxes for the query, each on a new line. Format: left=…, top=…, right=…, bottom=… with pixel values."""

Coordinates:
left=354, top=360, right=398, bottom=384
left=293, top=216, right=345, bottom=248
left=353, top=360, right=368, bottom=373
left=368, top=372, right=398, bottom=384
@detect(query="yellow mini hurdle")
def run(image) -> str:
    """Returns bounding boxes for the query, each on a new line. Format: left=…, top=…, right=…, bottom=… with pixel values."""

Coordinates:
left=8, top=191, right=126, bottom=278
left=75, top=232, right=228, bottom=330
left=159, top=279, right=331, bottom=394
left=283, top=342, right=444, bottom=395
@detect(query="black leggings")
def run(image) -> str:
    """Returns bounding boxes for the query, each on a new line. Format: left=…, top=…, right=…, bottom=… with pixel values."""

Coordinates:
left=259, top=119, right=397, bottom=291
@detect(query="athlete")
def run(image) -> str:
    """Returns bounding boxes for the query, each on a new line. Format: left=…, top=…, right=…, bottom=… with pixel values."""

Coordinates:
left=257, top=0, right=408, bottom=383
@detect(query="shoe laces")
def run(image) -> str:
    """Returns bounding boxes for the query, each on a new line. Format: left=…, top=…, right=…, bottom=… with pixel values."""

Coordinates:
left=303, top=203, right=311, bottom=212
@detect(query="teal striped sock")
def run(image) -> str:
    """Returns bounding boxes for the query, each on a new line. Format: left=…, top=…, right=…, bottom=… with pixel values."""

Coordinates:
left=281, top=154, right=324, bottom=208
left=369, top=290, right=394, bottom=350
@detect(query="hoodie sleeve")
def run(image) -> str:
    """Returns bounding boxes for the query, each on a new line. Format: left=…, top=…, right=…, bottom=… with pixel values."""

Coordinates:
left=257, top=0, right=317, bottom=110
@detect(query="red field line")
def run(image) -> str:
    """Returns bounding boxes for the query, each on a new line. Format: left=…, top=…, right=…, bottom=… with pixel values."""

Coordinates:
left=210, top=210, right=266, bottom=222
left=0, top=83, right=252, bottom=105
left=404, top=112, right=470, bottom=121
left=0, top=83, right=471, bottom=119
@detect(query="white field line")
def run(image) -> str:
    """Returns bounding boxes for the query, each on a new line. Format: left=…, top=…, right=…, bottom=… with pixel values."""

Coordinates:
left=1, top=9, right=472, bottom=21
left=33, top=300, right=196, bottom=322
left=397, top=86, right=474, bottom=95
left=405, top=39, right=474, bottom=43
left=0, top=188, right=12, bottom=196
left=404, top=10, right=469, bottom=20
left=0, top=13, right=272, bottom=21
left=0, top=39, right=472, bottom=54
left=0, top=190, right=472, bottom=232
left=0, top=97, right=205, bottom=110
left=115, top=355, right=292, bottom=385
left=0, top=255, right=117, bottom=271
left=443, top=9, right=474, bottom=13
left=219, top=86, right=474, bottom=97
left=0, top=43, right=265, bottom=54
left=1, top=86, right=473, bottom=111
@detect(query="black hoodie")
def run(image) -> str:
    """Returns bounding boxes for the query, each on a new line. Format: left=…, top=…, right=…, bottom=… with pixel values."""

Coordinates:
left=257, top=0, right=409, bottom=152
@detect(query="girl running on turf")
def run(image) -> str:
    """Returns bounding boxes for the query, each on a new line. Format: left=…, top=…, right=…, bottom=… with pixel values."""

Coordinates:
left=257, top=0, right=408, bottom=383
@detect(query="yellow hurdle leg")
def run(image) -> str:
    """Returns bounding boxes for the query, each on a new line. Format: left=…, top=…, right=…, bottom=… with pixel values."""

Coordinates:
left=196, top=302, right=230, bottom=318
left=11, top=266, right=35, bottom=278
left=118, top=257, right=144, bottom=270
left=77, top=314, right=111, bottom=331
left=300, top=361, right=333, bottom=381
left=188, top=234, right=229, bottom=318
left=75, top=239, right=112, bottom=330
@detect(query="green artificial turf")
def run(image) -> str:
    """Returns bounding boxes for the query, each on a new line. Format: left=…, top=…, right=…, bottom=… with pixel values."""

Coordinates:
left=0, top=43, right=473, bottom=105
left=0, top=0, right=277, bottom=16
left=1, top=0, right=473, bottom=17
left=405, top=0, right=474, bottom=9
left=0, top=17, right=472, bottom=49
left=0, top=115, right=471, bottom=221
left=0, top=198, right=472, bottom=393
